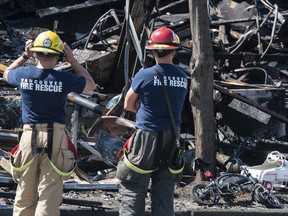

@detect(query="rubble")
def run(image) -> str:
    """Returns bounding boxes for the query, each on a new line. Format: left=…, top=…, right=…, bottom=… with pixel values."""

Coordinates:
left=1, top=0, right=288, bottom=211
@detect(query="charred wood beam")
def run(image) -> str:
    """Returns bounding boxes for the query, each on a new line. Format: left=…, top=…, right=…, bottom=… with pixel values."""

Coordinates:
left=150, top=0, right=188, bottom=18
left=0, top=191, right=107, bottom=209
left=258, top=138, right=288, bottom=147
left=210, top=17, right=258, bottom=26
left=36, top=0, right=119, bottom=18
left=64, top=182, right=120, bottom=191
left=178, top=50, right=288, bottom=63
left=213, top=83, right=288, bottom=124
left=214, top=52, right=288, bottom=62
left=62, top=198, right=106, bottom=210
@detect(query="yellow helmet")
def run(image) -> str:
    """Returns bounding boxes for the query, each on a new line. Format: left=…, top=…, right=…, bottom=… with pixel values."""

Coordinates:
left=30, top=31, right=64, bottom=55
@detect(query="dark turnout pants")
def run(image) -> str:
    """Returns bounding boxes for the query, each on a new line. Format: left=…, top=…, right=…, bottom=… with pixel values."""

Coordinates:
left=117, top=128, right=182, bottom=216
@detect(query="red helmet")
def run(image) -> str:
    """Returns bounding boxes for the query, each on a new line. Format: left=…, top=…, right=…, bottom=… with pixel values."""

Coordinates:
left=146, top=27, right=180, bottom=50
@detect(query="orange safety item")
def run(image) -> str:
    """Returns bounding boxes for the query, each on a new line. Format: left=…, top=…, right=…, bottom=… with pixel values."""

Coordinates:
left=30, top=31, right=64, bottom=55
left=145, top=27, right=180, bottom=50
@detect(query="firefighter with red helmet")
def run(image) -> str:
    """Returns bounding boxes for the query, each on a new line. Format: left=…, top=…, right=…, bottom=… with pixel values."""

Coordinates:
left=4, top=30, right=96, bottom=216
left=117, top=27, right=188, bottom=216
left=145, top=26, right=181, bottom=50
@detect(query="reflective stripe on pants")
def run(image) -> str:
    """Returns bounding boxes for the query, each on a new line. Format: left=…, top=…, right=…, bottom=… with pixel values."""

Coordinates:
left=13, top=123, right=68, bottom=216
left=119, top=164, right=176, bottom=216
left=117, top=129, right=180, bottom=216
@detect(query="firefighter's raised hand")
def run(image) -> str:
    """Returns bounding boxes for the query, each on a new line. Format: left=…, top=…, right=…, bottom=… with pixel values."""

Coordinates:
left=25, top=39, right=33, bottom=58
left=63, top=42, right=76, bottom=64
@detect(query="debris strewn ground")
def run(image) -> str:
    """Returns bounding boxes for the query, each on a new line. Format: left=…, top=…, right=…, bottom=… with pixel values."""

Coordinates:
left=1, top=0, right=288, bottom=214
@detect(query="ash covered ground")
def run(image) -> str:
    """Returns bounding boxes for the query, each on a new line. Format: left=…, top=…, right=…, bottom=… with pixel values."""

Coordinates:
left=61, top=181, right=288, bottom=213
left=1, top=177, right=288, bottom=214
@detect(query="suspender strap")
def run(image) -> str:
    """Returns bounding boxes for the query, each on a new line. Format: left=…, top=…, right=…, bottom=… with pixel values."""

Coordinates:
left=123, top=150, right=157, bottom=174
left=47, top=123, right=54, bottom=160
left=12, top=123, right=77, bottom=177
left=30, top=124, right=38, bottom=157
left=28, top=123, right=53, bottom=159
left=153, top=66, right=178, bottom=139
left=153, top=66, right=185, bottom=171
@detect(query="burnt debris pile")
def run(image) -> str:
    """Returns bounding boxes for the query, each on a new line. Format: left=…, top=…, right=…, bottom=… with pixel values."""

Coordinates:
left=1, top=0, right=288, bottom=207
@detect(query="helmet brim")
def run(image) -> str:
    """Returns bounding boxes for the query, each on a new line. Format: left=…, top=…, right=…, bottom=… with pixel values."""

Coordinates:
left=30, top=47, right=63, bottom=54
left=145, top=44, right=179, bottom=50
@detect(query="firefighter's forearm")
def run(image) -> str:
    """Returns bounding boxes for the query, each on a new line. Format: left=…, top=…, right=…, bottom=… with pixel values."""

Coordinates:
left=63, top=42, right=96, bottom=93
left=124, top=88, right=139, bottom=113
left=70, top=60, right=96, bottom=93
left=124, top=104, right=138, bottom=113
left=3, top=56, right=27, bottom=81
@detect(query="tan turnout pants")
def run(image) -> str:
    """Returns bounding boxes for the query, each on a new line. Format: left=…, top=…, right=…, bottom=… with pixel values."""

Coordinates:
left=12, top=123, right=74, bottom=216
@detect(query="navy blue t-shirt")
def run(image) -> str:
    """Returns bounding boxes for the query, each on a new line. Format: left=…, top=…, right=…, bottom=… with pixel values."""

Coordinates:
left=131, top=63, right=188, bottom=131
left=7, top=66, right=86, bottom=124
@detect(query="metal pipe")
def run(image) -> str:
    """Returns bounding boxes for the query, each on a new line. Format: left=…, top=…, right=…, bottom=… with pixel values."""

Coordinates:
left=67, top=92, right=108, bottom=114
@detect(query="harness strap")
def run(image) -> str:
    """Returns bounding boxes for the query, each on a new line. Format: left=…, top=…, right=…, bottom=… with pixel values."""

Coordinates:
left=121, top=130, right=184, bottom=175
left=168, top=160, right=185, bottom=174
left=11, top=156, right=34, bottom=172
left=30, top=124, right=37, bottom=157
left=47, top=123, right=53, bottom=160
left=36, top=147, right=48, bottom=154
left=49, top=159, right=77, bottom=177
left=11, top=123, right=77, bottom=177
left=123, top=150, right=157, bottom=174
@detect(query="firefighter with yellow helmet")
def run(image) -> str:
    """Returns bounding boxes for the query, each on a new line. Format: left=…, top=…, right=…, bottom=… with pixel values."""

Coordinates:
left=116, top=27, right=188, bottom=216
left=3, top=30, right=96, bottom=216
left=30, top=30, right=64, bottom=54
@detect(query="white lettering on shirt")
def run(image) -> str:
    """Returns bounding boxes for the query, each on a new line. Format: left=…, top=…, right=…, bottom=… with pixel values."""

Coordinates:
left=154, top=76, right=187, bottom=89
left=153, top=76, right=161, bottom=86
left=20, top=79, right=34, bottom=90
left=20, top=79, right=63, bottom=92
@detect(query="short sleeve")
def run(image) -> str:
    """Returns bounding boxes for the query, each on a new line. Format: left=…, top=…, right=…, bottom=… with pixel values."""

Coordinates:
left=7, top=67, right=25, bottom=86
left=63, top=71, right=86, bottom=94
left=131, top=70, right=146, bottom=94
